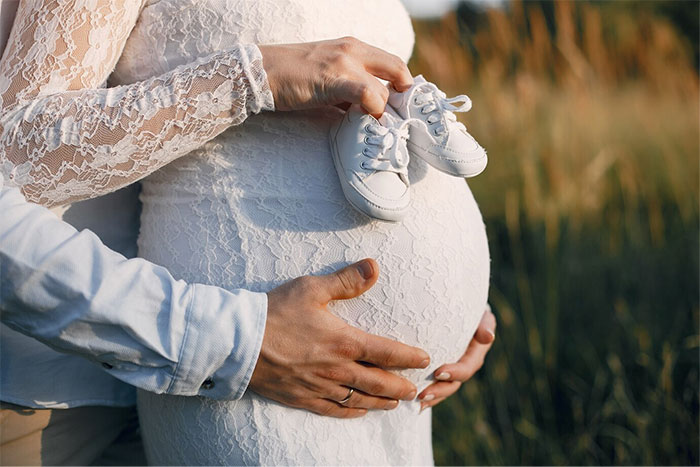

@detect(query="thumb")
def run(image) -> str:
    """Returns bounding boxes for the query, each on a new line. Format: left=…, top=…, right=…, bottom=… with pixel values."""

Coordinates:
left=316, top=258, right=379, bottom=303
left=473, top=307, right=497, bottom=344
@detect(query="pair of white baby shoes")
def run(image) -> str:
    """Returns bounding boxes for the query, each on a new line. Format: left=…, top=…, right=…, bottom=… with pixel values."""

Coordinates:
left=329, top=75, right=487, bottom=222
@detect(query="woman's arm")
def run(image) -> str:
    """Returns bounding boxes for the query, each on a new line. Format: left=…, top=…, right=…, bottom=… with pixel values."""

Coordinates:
left=0, top=0, right=273, bottom=206
left=0, top=2, right=413, bottom=207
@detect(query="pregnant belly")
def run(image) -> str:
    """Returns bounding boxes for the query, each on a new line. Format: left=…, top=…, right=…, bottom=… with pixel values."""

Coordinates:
left=138, top=110, right=491, bottom=390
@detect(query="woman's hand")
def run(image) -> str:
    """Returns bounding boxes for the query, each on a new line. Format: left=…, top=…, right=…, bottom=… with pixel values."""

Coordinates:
left=259, top=37, right=413, bottom=117
left=417, top=306, right=497, bottom=411
left=250, top=259, right=431, bottom=419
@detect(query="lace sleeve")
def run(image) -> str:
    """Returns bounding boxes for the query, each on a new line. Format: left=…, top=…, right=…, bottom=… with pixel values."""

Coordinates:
left=0, top=0, right=274, bottom=207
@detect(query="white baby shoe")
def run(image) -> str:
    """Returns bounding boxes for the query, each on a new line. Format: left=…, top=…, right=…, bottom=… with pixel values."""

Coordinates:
left=329, top=105, right=413, bottom=222
left=388, top=75, right=487, bottom=178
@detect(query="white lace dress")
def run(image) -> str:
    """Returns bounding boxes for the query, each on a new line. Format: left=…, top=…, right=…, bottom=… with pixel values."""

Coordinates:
left=1, top=0, right=490, bottom=464
left=120, top=1, right=490, bottom=464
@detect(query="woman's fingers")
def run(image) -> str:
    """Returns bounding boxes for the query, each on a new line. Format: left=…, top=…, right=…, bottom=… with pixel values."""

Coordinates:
left=416, top=306, right=498, bottom=409
left=336, top=37, right=413, bottom=92
left=473, top=306, right=497, bottom=344
left=356, top=43, right=414, bottom=91
left=420, top=396, right=447, bottom=412
left=434, top=338, right=492, bottom=383
left=474, top=325, right=496, bottom=345
left=417, top=381, right=461, bottom=404
left=335, top=75, right=390, bottom=117
left=429, top=306, right=496, bottom=382
left=260, top=37, right=413, bottom=113
left=362, top=77, right=391, bottom=117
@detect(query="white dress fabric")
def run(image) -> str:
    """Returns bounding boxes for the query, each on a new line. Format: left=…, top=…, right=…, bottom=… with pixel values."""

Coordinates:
left=112, top=0, right=491, bottom=465
left=0, top=0, right=490, bottom=464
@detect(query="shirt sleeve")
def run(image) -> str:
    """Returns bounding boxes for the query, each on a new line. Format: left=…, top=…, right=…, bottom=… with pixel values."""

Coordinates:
left=0, top=178, right=268, bottom=400
left=0, top=0, right=274, bottom=207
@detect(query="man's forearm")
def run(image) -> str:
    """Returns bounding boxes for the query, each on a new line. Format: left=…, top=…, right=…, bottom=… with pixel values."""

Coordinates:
left=0, top=180, right=266, bottom=400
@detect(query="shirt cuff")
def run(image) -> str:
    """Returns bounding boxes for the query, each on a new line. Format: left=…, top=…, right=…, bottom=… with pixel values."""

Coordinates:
left=166, top=284, right=267, bottom=400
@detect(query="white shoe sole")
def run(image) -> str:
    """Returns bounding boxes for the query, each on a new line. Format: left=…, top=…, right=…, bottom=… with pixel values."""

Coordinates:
left=407, top=139, right=488, bottom=178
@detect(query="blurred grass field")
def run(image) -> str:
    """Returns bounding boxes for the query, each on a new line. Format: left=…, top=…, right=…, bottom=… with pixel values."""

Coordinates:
left=408, top=1, right=699, bottom=464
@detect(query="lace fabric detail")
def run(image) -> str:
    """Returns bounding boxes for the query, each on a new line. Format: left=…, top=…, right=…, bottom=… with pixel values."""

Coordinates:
left=0, top=0, right=273, bottom=207
left=135, top=108, right=490, bottom=465
left=124, top=2, right=488, bottom=464
left=0, top=0, right=489, bottom=464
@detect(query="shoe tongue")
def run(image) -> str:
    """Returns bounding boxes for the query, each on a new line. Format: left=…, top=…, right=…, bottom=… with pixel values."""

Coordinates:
left=412, top=76, right=431, bottom=96
left=387, top=92, right=406, bottom=117
left=388, top=75, right=429, bottom=119
left=413, top=74, right=428, bottom=86
left=378, top=111, right=397, bottom=128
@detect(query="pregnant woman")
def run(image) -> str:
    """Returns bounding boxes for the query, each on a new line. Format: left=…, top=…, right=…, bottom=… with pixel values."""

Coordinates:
left=0, top=0, right=491, bottom=464
left=114, top=1, right=490, bottom=464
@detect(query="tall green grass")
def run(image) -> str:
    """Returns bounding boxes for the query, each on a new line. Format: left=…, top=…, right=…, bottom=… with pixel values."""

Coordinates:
left=410, top=1, right=699, bottom=464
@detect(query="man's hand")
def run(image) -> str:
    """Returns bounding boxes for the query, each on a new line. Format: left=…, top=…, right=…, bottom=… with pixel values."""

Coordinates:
left=417, top=306, right=496, bottom=411
left=249, top=258, right=430, bottom=418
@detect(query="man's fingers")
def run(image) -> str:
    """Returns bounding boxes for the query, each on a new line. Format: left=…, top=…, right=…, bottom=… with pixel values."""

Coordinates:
left=307, top=400, right=368, bottom=419
left=356, top=43, right=414, bottom=91
left=313, top=258, right=379, bottom=303
left=356, top=331, right=430, bottom=369
left=325, top=387, right=399, bottom=411
left=348, top=364, right=418, bottom=401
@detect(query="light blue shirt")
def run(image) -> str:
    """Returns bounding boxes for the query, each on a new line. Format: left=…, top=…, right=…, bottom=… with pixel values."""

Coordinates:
left=0, top=177, right=268, bottom=407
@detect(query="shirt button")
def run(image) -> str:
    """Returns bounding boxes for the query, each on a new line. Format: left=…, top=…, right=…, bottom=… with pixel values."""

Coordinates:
left=101, top=362, right=113, bottom=370
left=201, top=378, right=215, bottom=390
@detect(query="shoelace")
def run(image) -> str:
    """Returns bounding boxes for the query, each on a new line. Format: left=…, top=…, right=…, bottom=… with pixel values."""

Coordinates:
left=412, top=82, right=472, bottom=137
left=361, top=118, right=415, bottom=175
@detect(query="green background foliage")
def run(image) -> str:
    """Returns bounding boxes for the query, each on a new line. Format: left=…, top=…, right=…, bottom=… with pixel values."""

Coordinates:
left=409, top=1, right=699, bottom=464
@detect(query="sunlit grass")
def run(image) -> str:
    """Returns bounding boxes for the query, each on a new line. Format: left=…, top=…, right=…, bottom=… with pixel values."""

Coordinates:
left=410, top=1, right=699, bottom=464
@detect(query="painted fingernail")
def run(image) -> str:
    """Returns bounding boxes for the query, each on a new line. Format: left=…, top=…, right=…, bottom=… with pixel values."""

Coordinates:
left=421, top=393, right=435, bottom=402
left=357, top=260, right=373, bottom=279
left=436, top=372, right=451, bottom=380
